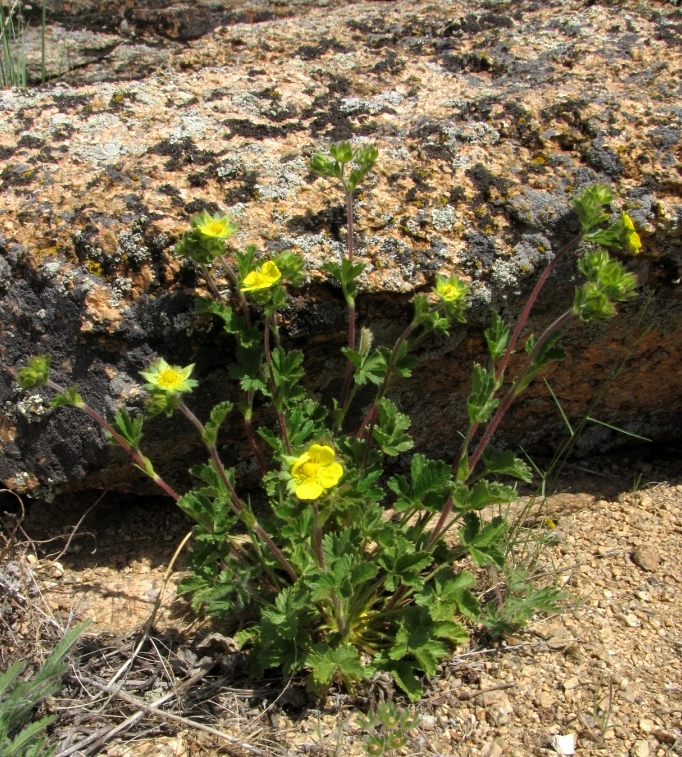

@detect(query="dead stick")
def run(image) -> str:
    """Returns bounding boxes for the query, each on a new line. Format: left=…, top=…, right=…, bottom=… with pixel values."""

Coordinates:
left=457, top=681, right=517, bottom=700
left=67, top=674, right=294, bottom=757
left=55, top=665, right=212, bottom=757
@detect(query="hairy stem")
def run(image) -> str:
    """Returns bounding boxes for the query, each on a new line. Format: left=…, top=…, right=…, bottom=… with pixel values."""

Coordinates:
left=468, top=308, right=575, bottom=474
left=263, top=314, right=291, bottom=455
left=430, top=309, right=575, bottom=550
left=179, top=403, right=297, bottom=583
left=218, top=253, right=252, bottom=329
left=339, top=189, right=357, bottom=414
left=494, top=233, right=582, bottom=382
left=46, top=379, right=180, bottom=501
left=359, top=321, right=417, bottom=466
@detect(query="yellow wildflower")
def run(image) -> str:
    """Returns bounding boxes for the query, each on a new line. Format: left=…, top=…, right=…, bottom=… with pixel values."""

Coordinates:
left=290, top=444, right=343, bottom=500
left=621, top=212, right=641, bottom=253
left=434, top=274, right=469, bottom=303
left=241, top=261, right=282, bottom=292
left=140, top=358, right=197, bottom=394
left=193, top=210, right=237, bottom=239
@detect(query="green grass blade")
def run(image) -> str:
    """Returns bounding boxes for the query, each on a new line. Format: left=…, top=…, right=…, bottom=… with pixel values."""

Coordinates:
left=543, top=378, right=573, bottom=437
left=585, top=416, right=652, bottom=442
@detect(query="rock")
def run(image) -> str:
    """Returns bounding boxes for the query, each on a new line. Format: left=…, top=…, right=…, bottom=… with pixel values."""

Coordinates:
left=481, top=689, right=514, bottom=726
left=481, top=741, right=504, bottom=757
left=3, top=0, right=682, bottom=497
left=420, top=715, right=436, bottom=731
left=632, top=544, right=661, bottom=572
left=654, top=729, right=677, bottom=745
left=630, top=740, right=651, bottom=757
left=550, top=734, right=575, bottom=755
left=536, top=691, right=556, bottom=709
left=638, top=719, right=655, bottom=733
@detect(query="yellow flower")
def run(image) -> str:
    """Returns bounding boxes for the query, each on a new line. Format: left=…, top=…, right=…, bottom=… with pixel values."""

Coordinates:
left=140, top=358, right=197, bottom=394
left=290, top=444, right=343, bottom=500
left=621, top=212, right=641, bottom=253
left=193, top=210, right=237, bottom=239
left=241, top=261, right=282, bottom=292
left=434, top=274, right=469, bottom=303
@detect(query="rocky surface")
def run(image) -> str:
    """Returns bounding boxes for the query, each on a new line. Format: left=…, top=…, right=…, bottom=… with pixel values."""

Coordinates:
left=23, top=462, right=682, bottom=756
left=2, top=0, right=682, bottom=497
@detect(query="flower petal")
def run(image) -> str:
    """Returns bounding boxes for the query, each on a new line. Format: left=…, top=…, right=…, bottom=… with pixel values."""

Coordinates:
left=317, top=462, right=344, bottom=489
left=295, top=479, right=323, bottom=500
left=291, top=453, right=310, bottom=478
left=308, top=444, right=335, bottom=465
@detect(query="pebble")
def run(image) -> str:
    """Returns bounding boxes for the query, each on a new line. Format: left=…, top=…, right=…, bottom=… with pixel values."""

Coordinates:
left=481, top=690, right=514, bottom=726
left=481, top=741, right=504, bottom=757
left=632, top=544, right=661, bottom=572
left=630, top=739, right=651, bottom=757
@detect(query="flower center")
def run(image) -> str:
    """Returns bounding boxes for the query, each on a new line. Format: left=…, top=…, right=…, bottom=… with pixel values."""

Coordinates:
left=299, top=461, right=320, bottom=479
left=157, top=368, right=184, bottom=390
left=205, top=220, right=227, bottom=235
left=440, top=283, right=458, bottom=301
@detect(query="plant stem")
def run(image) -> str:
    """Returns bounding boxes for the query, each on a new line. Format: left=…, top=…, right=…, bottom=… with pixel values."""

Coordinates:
left=45, top=379, right=180, bottom=502
left=219, top=253, right=252, bottom=329
left=468, top=308, right=574, bottom=474
left=359, top=321, right=417, bottom=467
left=339, top=188, right=356, bottom=413
left=243, top=398, right=268, bottom=475
left=199, top=263, right=224, bottom=301
left=179, top=402, right=297, bottom=583
left=263, top=314, right=291, bottom=455
left=454, top=234, right=582, bottom=479
left=429, top=309, right=575, bottom=550
left=494, top=233, right=582, bottom=383
left=312, top=502, right=326, bottom=570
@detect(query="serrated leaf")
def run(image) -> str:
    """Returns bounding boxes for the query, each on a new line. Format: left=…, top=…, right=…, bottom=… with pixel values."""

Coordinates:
left=113, top=409, right=143, bottom=448
left=485, top=312, right=510, bottom=361
left=373, top=398, right=413, bottom=457
left=482, top=450, right=533, bottom=483
left=382, top=660, right=423, bottom=702
left=389, top=608, right=450, bottom=676
left=467, top=364, right=499, bottom=423
left=50, top=385, right=84, bottom=409
left=305, top=643, right=368, bottom=692
left=201, top=401, right=234, bottom=447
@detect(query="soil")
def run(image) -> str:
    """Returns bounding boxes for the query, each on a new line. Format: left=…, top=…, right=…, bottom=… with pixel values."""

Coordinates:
left=10, top=453, right=682, bottom=757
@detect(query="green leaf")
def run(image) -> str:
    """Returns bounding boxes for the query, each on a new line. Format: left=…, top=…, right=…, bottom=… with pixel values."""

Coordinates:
left=113, top=409, right=143, bottom=449
left=50, top=385, right=84, bottom=409
left=571, top=184, right=613, bottom=231
left=485, top=312, right=510, bottom=362
left=381, top=660, right=423, bottom=702
left=389, top=607, right=450, bottom=676
left=229, top=344, right=266, bottom=393
left=270, top=347, right=306, bottom=405
left=330, top=141, right=354, bottom=164
left=274, top=250, right=305, bottom=286
left=416, top=569, right=480, bottom=621
left=467, top=364, right=499, bottom=424
left=175, top=229, right=224, bottom=264
left=373, top=398, right=413, bottom=456
left=481, top=450, right=533, bottom=483
left=201, top=401, right=234, bottom=447
left=377, top=536, right=431, bottom=592
left=516, top=332, right=567, bottom=393
left=387, top=454, right=453, bottom=513
left=309, top=152, right=343, bottom=179
left=16, top=355, right=51, bottom=389
left=305, top=643, right=369, bottom=693
left=234, top=245, right=258, bottom=279
left=459, top=513, right=508, bottom=567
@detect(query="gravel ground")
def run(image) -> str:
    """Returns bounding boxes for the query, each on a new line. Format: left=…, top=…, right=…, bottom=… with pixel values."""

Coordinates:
left=14, top=460, right=682, bottom=757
